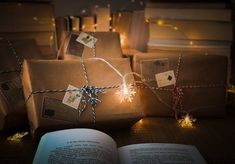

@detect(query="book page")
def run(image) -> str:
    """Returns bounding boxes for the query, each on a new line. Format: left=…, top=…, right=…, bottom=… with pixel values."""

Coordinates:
left=33, top=128, right=118, bottom=164
left=118, top=143, right=207, bottom=164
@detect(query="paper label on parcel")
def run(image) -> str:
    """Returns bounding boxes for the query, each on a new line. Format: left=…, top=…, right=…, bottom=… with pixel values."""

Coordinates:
left=42, top=97, right=78, bottom=122
left=0, top=77, right=24, bottom=110
left=62, top=85, right=82, bottom=109
left=76, top=32, right=97, bottom=48
left=140, top=58, right=170, bottom=81
left=155, top=70, right=176, bottom=88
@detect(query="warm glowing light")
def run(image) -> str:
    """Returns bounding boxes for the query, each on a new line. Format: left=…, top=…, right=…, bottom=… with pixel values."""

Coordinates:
left=7, top=132, right=28, bottom=143
left=173, top=26, right=178, bottom=30
left=157, top=19, right=164, bottom=26
left=109, top=17, right=112, bottom=21
left=50, top=35, right=54, bottom=41
left=33, top=17, right=38, bottom=21
left=116, top=83, right=136, bottom=102
left=112, top=28, right=116, bottom=32
left=120, top=34, right=127, bottom=47
left=138, top=119, right=143, bottom=124
left=189, top=41, right=193, bottom=45
left=82, top=25, right=86, bottom=29
left=109, top=26, right=112, bottom=30
left=118, top=13, right=122, bottom=17
left=81, top=9, right=86, bottom=14
left=178, top=113, right=196, bottom=128
left=228, top=85, right=235, bottom=93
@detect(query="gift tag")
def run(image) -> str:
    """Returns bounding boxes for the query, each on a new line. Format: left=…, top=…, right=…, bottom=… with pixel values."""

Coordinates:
left=155, top=70, right=176, bottom=88
left=62, top=85, right=82, bottom=109
left=76, top=32, right=97, bottom=48
left=140, top=58, right=169, bottom=81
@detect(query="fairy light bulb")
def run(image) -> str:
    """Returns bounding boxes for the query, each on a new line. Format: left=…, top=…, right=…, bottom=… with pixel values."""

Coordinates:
left=120, top=33, right=127, bottom=47
left=173, top=26, right=178, bottom=30
left=123, top=83, right=128, bottom=95
left=116, top=82, right=136, bottom=103
left=157, top=19, right=164, bottom=26
left=178, top=113, right=196, bottom=128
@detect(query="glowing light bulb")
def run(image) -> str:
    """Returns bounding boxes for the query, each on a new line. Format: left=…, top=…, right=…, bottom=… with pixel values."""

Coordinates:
left=173, top=26, right=178, bottom=30
left=157, top=19, right=164, bottom=26
left=7, top=131, right=28, bottom=143
left=178, top=113, right=196, bottom=128
left=120, top=34, right=127, bottom=47
left=116, top=83, right=136, bottom=103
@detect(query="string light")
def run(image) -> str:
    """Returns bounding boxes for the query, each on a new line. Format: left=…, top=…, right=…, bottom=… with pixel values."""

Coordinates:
left=81, top=9, right=86, bottom=14
left=157, top=19, right=164, bottom=26
left=173, top=26, right=178, bottom=30
left=82, top=25, right=86, bottom=30
left=116, top=83, right=136, bottom=102
left=92, top=58, right=138, bottom=102
left=7, top=132, right=28, bottom=143
left=228, top=85, right=235, bottom=93
left=178, top=113, right=196, bottom=128
left=155, top=19, right=195, bottom=47
left=120, top=33, right=127, bottom=47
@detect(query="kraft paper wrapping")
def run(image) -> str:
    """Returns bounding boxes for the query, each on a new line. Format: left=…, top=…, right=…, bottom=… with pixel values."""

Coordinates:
left=57, top=32, right=123, bottom=59
left=22, top=58, right=143, bottom=137
left=133, top=52, right=227, bottom=117
left=0, top=39, right=43, bottom=130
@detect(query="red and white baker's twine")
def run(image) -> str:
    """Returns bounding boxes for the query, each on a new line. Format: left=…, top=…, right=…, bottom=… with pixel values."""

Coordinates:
left=137, top=53, right=226, bottom=119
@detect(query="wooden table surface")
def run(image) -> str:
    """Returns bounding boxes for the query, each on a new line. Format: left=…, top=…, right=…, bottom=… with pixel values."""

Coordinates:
left=1, top=112, right=235, bottom=164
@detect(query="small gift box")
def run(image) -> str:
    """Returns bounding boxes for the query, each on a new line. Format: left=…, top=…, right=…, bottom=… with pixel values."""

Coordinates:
left=133, top=52, right=227, bottom=118
left=22, top=58, right=143, bottom=138
left=0, top=39, right=43, bottom=130
left=57, top=32, right=123, bottom=59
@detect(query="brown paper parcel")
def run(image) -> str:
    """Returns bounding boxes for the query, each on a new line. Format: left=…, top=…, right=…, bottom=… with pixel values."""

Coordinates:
left=0, top=39, right=43, bottom=130
left=22, top=58, right=143, bottom=137
left=133, top=52, right=227, bottom=117
left=57, top=32, right=123, bottom=59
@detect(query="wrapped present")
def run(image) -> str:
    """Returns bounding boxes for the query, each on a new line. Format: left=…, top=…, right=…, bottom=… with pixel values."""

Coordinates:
left=133, top=52, right=227, bottom=118
left=57, top=32, right=123, bottom=59
left=22, top=58, right=143, bottom=138
left=0, top=38, right=43, bottom=130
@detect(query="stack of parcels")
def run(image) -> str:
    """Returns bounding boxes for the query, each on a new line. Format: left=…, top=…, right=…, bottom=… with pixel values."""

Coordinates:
left=57, top=32, right=123, bottom=59
left=145, top=5, right=233, bottom=81
left=133, top=53, right=227, bottom=117
left=22, top=58, right=143, bottom=137
left=0, top=39, right=44, bottom=130
left=0, top=3, right=57, bottom=58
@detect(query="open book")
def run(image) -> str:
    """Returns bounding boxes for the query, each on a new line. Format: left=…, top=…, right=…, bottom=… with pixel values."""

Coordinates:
left=33, top=129, right=207, bottom=164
